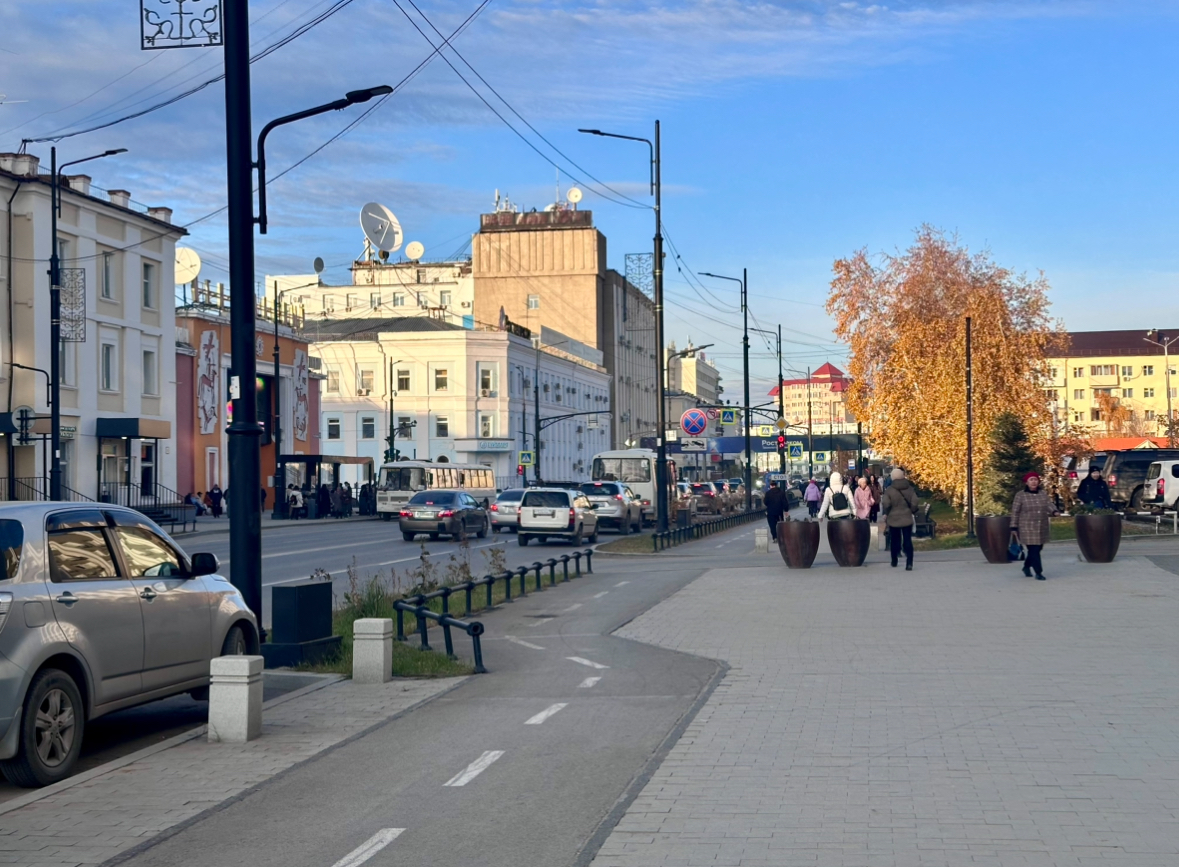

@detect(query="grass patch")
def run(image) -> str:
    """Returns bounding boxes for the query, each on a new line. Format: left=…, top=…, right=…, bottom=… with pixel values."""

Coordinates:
left=595, top=532, right=656, bottom=554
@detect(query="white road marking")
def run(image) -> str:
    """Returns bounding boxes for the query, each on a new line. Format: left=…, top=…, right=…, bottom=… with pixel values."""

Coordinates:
left=505, top=636, right=545, bottom=650
left=614, top=581, right=630, bottom=587
left=562, top=603, right=582, bottom=612
left=592, top=591, right=609, bottom=599
left=578, top=676, right=601, bottom=689
left=524, top=703, right=568, bottom=725
left=263, top=538, right=391, bottom=560
left=567, top=656, right=609, bottom=669
left=444, top=750, right=504, bottom=787
left=328, top=829, right=405, bottom=867
left=527, top=617, right=555, bottom=628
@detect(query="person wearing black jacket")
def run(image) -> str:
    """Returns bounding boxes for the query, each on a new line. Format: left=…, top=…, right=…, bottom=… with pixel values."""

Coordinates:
left=764, top=483, right=787, bottom=541
left=1076, top=466, right=1112, bottom=508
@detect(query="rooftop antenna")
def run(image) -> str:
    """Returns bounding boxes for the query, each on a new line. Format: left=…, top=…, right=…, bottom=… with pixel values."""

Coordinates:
left=555, top=167, right=560, bottom=205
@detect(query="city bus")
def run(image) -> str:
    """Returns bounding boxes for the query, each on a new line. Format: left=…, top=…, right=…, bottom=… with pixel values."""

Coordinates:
left=375, top=460, right=498, bottom=519
left=591, top=449, right=676, bottom=526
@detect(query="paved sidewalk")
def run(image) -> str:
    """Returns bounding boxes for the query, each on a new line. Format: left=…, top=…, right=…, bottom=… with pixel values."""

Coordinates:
left=592, top=537, right=1179, bottom=867
left=175, top=512, right=378, bottom=539
left=0, top=675, right=463, bottom=867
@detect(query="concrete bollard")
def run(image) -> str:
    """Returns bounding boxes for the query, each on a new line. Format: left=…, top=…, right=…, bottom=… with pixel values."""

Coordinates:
left=208, top=655, right=264, bottom=743
left=754, top=528, right=769, bottom=553
left=353, top=618, right=394, bottom=684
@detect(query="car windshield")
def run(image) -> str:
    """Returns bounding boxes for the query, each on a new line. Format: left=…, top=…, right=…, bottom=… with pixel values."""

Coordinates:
left=408, top=491, right=457, bottom=506
left=381, top=467, right=425, bottom=490
left=691, top=484, right=713, bottom=494
left=581, top=483, right=621, bottom=497
left=522, top=491, right=570, bottom=508
left=1147, top=463, right=1161, bottom=480
left=496, top=489, right=524, bottom=503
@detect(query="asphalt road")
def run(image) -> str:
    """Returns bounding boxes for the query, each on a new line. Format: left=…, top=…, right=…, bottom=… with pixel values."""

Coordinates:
left=110, top=534, right=755, bottom=867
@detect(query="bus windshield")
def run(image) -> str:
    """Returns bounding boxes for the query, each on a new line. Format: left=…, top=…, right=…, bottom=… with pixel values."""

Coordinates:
left=380, top=467, right=425, bottom=490
left=592, top=458, right=651, bottom=483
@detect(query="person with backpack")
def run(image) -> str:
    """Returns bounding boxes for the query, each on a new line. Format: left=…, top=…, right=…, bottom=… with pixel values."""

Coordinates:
left=880, top=467, right=920, bottom=570
left=818, top=471, right=853, bottom=520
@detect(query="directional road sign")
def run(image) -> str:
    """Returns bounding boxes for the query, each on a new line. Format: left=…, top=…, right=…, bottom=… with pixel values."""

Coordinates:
left=680, top=408, right=709, bottom=436
left=720, top=409, right=736, bottom=425
left=788, top=442, right=803, bottom=459
left=518, top=450, right=534, bottom=466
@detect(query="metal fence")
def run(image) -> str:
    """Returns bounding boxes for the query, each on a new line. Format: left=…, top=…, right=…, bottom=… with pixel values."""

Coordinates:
left=652, top=508, right=767, bottom=552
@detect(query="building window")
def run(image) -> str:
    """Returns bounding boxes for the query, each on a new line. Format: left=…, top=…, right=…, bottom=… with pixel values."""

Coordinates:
left=439, top=290, right=452, bottom=307
left=397, top=369, right=410, bottom=392
left=142, top=350, right=158, bottom=395
left=1144, top=365, right=1155, bottom=376
left=1044, top=389, right=1058, bottom=401
left=326, top=366, right=340, bottom=394
left=434, top=368, right=448, bottom=392
left=393, top=293, right=405, bottom=308
left=1172, top=387, right=1178, bottom=400
left=101, top=343, right=117, bottom=391
left=1145, top=388, right=1155, bottom=398
left=357, top=368, right=374, bottom=393
left=1090, top=408, right=1102, bottom=422
left=1094, top=387, right=1113, bottom=397
left=59, top=341, right=76, bottom=387
left=370, top=293, right=382, bottom=309
left=480, top=414, right=494, bottom=438
left=361, top=417, right=376, bottom=439
left=324, top=295, right=335, bottom=314
left=327, top=418, right=341, bottom=440
left=141, top=261, right=157, bottom=309
left=101, top=252, right=114, bottom=299
left=1121, top=366, right=1134, bottom=377
left=1122, top=388, right=1133, bottom=398
left=479, top=366, right=495, bottom=393
left=435, top=416, right=449, bottom=438
left=1073, top=367, right=1085, bottom=378
left=397, top=415, right=412, bottom=437
left=345, top=294, right=357, bottom=312
left=416, top=269, right=426, bottom=284
left=527, top=294, right=540, bottom=310
left=417, top=292, right=427, bottom=308
left=1146, top=410, right=1157, bottom=421
left=1090, top=364, right=1115, bottom=376
left=1049, top=367, right=1058, bottom=380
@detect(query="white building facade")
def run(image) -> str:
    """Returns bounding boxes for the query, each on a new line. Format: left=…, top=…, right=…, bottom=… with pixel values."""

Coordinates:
left=0, top=153, right=182, bottom=500
left=312, top=318, right=611, bottom=488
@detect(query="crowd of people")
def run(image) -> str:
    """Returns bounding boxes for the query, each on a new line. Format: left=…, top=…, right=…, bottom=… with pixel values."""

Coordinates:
left=182, top=480, right=378, bottom=520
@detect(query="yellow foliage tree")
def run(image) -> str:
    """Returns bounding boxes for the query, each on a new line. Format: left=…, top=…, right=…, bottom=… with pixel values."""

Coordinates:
left=827, top=226, right=1063, bottom=506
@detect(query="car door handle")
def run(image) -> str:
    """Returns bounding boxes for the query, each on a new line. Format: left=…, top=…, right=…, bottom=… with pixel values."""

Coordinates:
left=54, top=592, right=79, bottom=605
left=139, top=587, right=158, bottom=601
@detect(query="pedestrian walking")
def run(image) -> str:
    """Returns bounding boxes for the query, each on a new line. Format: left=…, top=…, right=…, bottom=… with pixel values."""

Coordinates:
left=764, top=482, right=787, bottom=541
left=853, top=476, right=873, bottom=519
left=1076, top=466, right=1112, bottom=508
left=317, top=483, right=331, bottom=519
left=804, top=478, right=822, bottom=518
left=260, top=487, right=267, bottom=511
left=868, top=473, right=882, bottom=523
left=209, top=484, right=224, bottom=518
left=1011, top=470, right=1057, bottom=580
left=818, top=471, right=854, bottom=520
left=880, top=467, right=919, bottom=570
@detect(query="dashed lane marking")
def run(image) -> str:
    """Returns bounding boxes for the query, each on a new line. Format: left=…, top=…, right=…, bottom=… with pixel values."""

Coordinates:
left=444, top=750, right=504, bottom=787
left=504, top=636, right=545, bottom=650
left=524, top=703, right=568, bottom=725
left=578, top=677, right=602, bottom=689
left=328, top=829, right=405, bottom=867
left=592, top=591, right=609, bottom=599
left=614, top=581, right=630, bottom=587
left=562, top=603, right=583, bottom=612
left=567, top=656, right=609, bottom=670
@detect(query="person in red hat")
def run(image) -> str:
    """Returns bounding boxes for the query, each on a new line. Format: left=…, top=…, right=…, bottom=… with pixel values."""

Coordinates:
left=1011, top=470, right=1057, bottom=579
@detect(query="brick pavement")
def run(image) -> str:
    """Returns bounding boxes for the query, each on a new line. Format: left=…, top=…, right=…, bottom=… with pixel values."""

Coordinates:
left=0, top=676, right=462, bottom=867
left=593, top=543, right=1179, bottom=867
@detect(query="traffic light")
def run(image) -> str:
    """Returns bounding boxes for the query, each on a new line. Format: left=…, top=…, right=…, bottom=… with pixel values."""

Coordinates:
left=517, top=464, right=525, bottom=476
left=776, top=434, right=786, bottom=452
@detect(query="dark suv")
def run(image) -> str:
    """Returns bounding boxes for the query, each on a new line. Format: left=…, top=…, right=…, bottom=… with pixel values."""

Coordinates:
left=1102, top=449, right=1179, bottom=509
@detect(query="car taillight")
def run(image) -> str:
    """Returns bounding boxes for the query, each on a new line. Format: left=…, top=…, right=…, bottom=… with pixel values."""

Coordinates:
left=439, top=510, right=455, bottom=517
left=1159, top=478, right=1166, bottom=496
left=491, top=504, right=499, bottom=511
left=1109, top=474, right=1117, bottom=485
left=707, top=491, right=715, bottom=497
left=642, top=499, right=650, bottom=506
left=614, top=494, right=623, bottom=501
left=1068, top=471, right=1077, bottom=479
left=399, top=510, right=411, bottom=518
left=569, top=507, right=576, bottom=527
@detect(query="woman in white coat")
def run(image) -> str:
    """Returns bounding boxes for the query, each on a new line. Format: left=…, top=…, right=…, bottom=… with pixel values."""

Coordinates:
left=817, top=471, right=854, bottom=520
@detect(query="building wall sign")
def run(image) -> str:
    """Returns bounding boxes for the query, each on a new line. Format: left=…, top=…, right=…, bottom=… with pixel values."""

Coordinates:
left=293, top=349, right=309, bottom=442
left=455, top=439, right=513, bottom=452
left=198, top=330, right=220, bottom=434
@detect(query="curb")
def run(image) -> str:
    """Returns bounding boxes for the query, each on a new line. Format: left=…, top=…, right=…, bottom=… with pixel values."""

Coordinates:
left=174, top=515, right=380, bottom=539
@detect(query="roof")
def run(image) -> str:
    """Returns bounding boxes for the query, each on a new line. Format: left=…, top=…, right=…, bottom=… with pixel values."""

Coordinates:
left=767, top=362, right=850, bottom=397
left=1060, top=330, right=1177, bottom=358
left=1091, top=437, right=1173, bottom=451
left=812, top=362, right=844, bottom=378
left=306, top=317, right=467, bottom=341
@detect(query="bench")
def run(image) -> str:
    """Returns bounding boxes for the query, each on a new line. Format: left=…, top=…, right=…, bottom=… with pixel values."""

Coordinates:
left=913, top=503, right=937, bottom=538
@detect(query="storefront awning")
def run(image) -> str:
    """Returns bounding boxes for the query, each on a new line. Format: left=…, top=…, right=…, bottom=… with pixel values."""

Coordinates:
left=95, top=418, right=172, bottom=439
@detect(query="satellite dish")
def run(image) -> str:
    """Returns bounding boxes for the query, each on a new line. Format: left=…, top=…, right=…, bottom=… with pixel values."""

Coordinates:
left=359, top=202, right=403, bottom=253
left=174, top=247, right=202, bottom=284
left=405, top=241, right=425, bottom=261
left=313, top=256, right=325, bottom=274
left=566, top=187, right=583, bottom=204
left=379, top=250, right=389, bottom=262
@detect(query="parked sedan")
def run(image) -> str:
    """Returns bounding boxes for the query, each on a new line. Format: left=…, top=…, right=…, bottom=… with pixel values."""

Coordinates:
left=399, top=491, right=489, bottom=541
left=490, top=488, right=525, bottom=533
left=0, top=504, right=257, bottom=788
left=579, top=482, right=642, bottom=534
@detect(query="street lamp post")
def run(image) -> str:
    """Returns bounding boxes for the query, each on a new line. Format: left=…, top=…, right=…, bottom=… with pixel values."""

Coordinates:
left=701, top=270, right=751, bottom=510
left=1145, top=330, right=1177, bottom=446
left=270, top=278, right=318, bottom=518
left=578, top=123, right=668, bottom=531
left=48, top=146, right=126, bottom=501
left=750, top=325, right=783, bottom=473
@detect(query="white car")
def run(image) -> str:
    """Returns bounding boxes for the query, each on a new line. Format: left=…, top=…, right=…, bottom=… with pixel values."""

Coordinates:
left=1145, top=460, right=1179, bottom=510
left=518, top=488, right=599, bottom=546
left=578, top=482, right=642, bottom=534
left=490, top=488, right=525, bottom=533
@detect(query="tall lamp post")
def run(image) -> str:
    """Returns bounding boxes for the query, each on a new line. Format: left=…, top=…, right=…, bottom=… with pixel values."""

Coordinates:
left=1145, top=330, right=1177, bottom=446
left=578, top=123, right=668, bottom=531
left=701, top=270, right=751, bottom=510
left=751, top=325, right=783, bottom=473
left=48, top=146, right=126, bottom=500
left=385, top=358, right=402, bottom=462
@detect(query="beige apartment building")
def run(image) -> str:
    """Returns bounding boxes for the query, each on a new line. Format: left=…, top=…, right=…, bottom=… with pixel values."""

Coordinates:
left=1045, top=329, right=1178, bottom=435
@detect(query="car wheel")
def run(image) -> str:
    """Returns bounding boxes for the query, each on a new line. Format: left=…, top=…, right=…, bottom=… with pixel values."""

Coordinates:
left=618, top=515, right=629, bottom=535
left=589, top=523, right=599, bottom=544
left=1130, top=487, right=1145, bottom=511
left=477, top=518, right=488, bottom=539
left=429, top=533, right=440, bottom=542
left=402, top=531, right=415, bottom=542
left=0, top=669, right=85, bottom=788
left=519, top=534, right=530, bottom=546
left=572, top=527, right=583, bottom=546
left=382, top=513, right=392, bottom=522
left=221, top=624, right=248, bottom=656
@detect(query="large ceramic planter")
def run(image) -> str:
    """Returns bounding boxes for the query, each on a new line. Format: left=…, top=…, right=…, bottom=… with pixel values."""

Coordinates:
left=827, top=518, right=871, bottom=567
left=976, top=515, right=1012, bottom=564
left=1075, top=513, right=1122, bottom=563
left=777, top=520, right=820, bottom=569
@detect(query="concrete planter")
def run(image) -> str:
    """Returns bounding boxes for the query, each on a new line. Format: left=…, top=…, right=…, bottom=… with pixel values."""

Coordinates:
left=777, top=520, right=820, bottom=569
left=1075, top=513, right=1122, bottom=563
left=827, top=518, right=871, bottom=568
left=976, top=515, right=1012, bottom=564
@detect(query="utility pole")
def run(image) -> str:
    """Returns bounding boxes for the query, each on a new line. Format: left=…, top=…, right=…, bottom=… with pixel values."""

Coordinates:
left=534, top=343, right=542, bottom=484
left=966, top=316, right=975, bottom=539
left=777, top=325, right=784, bottom=474
left=652, top=121, right=668, bottom=531
left=272, top=287, right=283, bottom=518
left=388, top=358, right=395, bottom=461
left=701, top=269, right=750, bottom=510
left=806, top=367, right=813, bottom=479
left=1146, top=330, right=1177, bottom=446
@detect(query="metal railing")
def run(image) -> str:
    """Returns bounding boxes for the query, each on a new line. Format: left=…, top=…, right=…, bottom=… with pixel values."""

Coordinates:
left=0, top=477, right=93, bottom=502
left=391, top=548, right=595, bottom=673
left=652, top=508, right=767, bottom=552
left=98, top=481, right=194, bottom=532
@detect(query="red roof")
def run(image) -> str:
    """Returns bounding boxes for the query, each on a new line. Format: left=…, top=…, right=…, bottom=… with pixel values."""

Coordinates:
left=1091, top=436, right=1172, bottom=451
left=812, top=362, right=844, bottom=378
left=768, top=362, right=850, bottom=397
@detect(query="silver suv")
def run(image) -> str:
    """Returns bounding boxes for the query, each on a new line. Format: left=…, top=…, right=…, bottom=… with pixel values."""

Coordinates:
left=518, top=488, right=599, bottom=546
left=0, top=504, right=258, bottom=788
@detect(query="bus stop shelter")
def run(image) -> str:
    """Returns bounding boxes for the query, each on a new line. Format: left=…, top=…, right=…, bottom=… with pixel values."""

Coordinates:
left=275, top=454, right=375, bottom=518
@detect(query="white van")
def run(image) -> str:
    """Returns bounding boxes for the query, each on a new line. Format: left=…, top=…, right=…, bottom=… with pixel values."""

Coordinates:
left=518, top=488, right=599, bottom=546
left=1144, top=460, right=1179, bottom=509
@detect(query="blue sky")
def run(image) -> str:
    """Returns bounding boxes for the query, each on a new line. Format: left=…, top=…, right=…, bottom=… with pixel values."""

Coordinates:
left=3, top=0, right=1178, bottom=395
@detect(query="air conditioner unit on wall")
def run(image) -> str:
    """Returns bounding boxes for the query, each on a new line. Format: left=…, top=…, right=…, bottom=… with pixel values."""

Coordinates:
left=480, top=389, right=492, bottom=397
left=357, top=388, right=371, bottom=396
left=461, top=301, right=471, bottom=308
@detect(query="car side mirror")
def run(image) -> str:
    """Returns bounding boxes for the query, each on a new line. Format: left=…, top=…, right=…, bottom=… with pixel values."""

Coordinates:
left=190, top=552, right=220, bottom=577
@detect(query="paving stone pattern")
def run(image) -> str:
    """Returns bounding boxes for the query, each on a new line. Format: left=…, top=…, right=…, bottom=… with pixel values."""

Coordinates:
left=0, top=677, right=460, bottom=867
left=596, top=546, right=1179, bottom=867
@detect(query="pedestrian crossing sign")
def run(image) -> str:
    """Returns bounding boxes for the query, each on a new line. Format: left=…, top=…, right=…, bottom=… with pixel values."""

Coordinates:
left=720, top=409, right=736, bottom=424
left=518, top=450, right=534, bottom=466
left=787, top=442, right=803, bottom=459
left=814, top=451, right=828, bottom=462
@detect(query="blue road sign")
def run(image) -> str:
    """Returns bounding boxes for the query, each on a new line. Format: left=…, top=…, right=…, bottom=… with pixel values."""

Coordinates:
left=680, top=408, right=709, bottom=436
left=720, top=408, right=736, bottom=424
left=788, top=442, right=803, bottom=458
